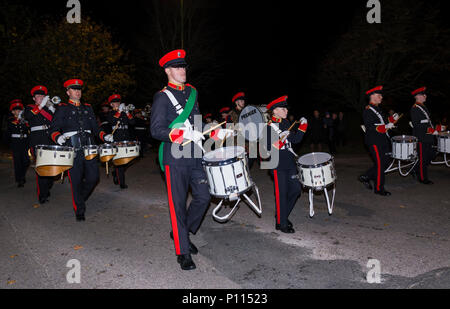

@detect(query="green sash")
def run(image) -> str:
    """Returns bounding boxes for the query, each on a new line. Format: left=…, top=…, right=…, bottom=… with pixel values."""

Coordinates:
left=158, top=87, right=197, bottom=172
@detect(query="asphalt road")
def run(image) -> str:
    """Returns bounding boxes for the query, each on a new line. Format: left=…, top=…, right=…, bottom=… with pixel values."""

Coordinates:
left=1, top=149, right=449, bottom=289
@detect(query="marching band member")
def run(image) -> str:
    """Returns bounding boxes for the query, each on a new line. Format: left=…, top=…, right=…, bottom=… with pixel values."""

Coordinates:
left=132, top=109, right=149, bottom=158
left=24, top=85, right=55, bottom=204
left=49, top=79, right=113, bottom=221
left=359, top=86, right=399, bottom=196
left=107, top=94, right=135, bottom=189
left=6, top=100, right=30, bottom=188
left=219, top=107, right=232, bottom=127
left=151, top=49, right=231, bottom=270
left=410, top=87, right=446, bottom=184
left=266, top=96, right=307, bottom=233
left=229, top=92, right=246, bottom=124
left=98, top=101, right=112, bottom=135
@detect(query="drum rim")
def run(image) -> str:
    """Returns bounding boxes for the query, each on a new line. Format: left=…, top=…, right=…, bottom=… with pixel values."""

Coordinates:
left=113, top=140, right=141, bottom=146
left=391, top=135, right=418, bottom=143
left=297, top=152, right=333, bottom=168
left=35, top=145, right=74, bottom=151
left=83, top=145, right=99, bottom=149
left=203, top=146, right=246, bottom=162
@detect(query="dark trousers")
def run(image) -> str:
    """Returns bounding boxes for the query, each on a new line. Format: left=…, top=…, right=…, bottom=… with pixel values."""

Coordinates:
left=364, top=144, right=391, bottom=192
left=67, top=151, right=100, bottom=216
left=114, top=165, right=126, bottom=185
left=271, top=168, right=302, bottom=228
left=164, top=165, right=211, bottom=256
left=414, top=142, right=436, bottom=181
left=11, top=142, right=29, bottom=183
left=31, top=146, right=53, bottom=200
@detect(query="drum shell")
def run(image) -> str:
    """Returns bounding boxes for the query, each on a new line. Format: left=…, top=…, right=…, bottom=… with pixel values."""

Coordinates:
left=112, top=141, right=140, bottom=166
left=99, top=144, right=118, bottom=162
left=391, top=136, right=417, bottom=160
left=35, top=145, right=75, bottom=177
left=83, top=145, right=99, bottom=160
left=437, top=133, right=450, bottom=154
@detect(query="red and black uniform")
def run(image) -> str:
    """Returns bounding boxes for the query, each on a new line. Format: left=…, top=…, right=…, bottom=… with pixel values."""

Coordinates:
left=49, top=79, right=107, bottom=220
left=24, top=86, right=55, bottom=203
left=410, top=87, right=444, bottom=183
left=265, top=96, right=306, bottom=233
left=6, top=100, right=30, bottom=187
left=106, top=100, right=135, bottom=188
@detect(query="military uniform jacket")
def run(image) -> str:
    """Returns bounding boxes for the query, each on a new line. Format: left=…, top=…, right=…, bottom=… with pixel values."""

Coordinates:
left=266, top=117, right=305, bottom=170
left=49, top=100, right=106, bottom=149
left=151, top=83, right=205, bottom=167
left=410, top=103, right=435, bottom=144
left=24, top=104, right=54, bottom=147
left=98, top=112, right=112, bottom=134
left=107, top=110, right=135, bottom=142
left=6, top=116, right=29, bottom=147
left=363, top=104, right=390, bottom=147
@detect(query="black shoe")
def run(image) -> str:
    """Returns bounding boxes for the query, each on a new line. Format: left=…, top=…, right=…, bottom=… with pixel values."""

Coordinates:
left=76, top=214, right=86, bottom=222
left=177, top=254, right=196, bottom=271
left=375, top=190, right=391, bottom=196
left=170, top=232, right=198, bottom=255
left=17, top=181, right=25, bottom=188
left=359, top=175, right=373, bottom=190
left=39, top=197, right=49, bottom=204
left=278, top=226, right=295, bottom=234
left=419, top=179, right=433, bottom=185
left=276, top=220, right=293, bottom=230
left=120, top=184, right=128, bottom=189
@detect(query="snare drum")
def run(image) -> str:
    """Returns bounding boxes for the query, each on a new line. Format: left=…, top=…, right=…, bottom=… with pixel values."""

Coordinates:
left=35, top=145, right=75, bottom=177
left=297, top=152, right=336, bottom=190
left=202, top=146, right=252, bottom=199
left=391, top=135, right=418, bottom=160
left=83, top=145, right=99, bottom=160
left=99, top=144, right=118, bottom=163
left=437, top=132, right=450, bottom=154
left=112, top=141, right=140, bottom=166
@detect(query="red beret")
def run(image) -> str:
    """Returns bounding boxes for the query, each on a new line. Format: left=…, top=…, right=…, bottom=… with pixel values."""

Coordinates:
left=10, top=99, right=24, bottom=111
left=366, top=86, right=383, bottom=96
left=411, top=87, right=426, bottom=96
left=232, top=92, right=245, bottom=103
left=30, top=85, right=48, bottom=96
left=219, top=107, right=231, bottom=114
left=108, top=94, right=121, bottom=103
left=64, top=79, right=84, bottom=89
left=204, top=113, right=212, bottom=119
left=159, top=49, right=187, bottom=68
left=267, top=95, right=288, bottom=111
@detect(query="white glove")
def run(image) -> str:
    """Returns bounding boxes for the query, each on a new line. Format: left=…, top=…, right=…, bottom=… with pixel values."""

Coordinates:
left=119, top=103, right=125, bottom=112
left=432, top=130, right=439, bottom=136
left=39, top=95, right=50, bottom=109
left=279, top=131, right=290, bottom=141
left=300, top=117, right=308, bottom=125
left=385, top=123, right=395, bottom=130
left=440, top=125, right=447, bottom=132
left=104, top=134, right=114, bottom=142
left=126, top=104, right=135, bottom=113
left=57, top=135, right=66, bottom=145
left=48, top=105, right=56, bottom=113
left=182, top=127, right=205, bottom=144
left=216, top=129, right=235, bottom=140
left=18, top=110, right=24, bottom=120
left=392, top=113, right=400, bottom=122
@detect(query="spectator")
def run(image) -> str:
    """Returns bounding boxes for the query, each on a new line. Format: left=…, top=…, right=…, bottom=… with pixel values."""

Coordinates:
left=323, top=112, right=337, bottom=155
left=336, top=111, right=347, bottom=148
left=309, top=110, right=323, bottom=152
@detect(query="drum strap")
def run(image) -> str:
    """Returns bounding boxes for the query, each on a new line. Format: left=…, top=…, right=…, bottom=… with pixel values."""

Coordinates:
left=269, top=122, right=297, bottom=157
left=415, top=104, right=434, bottom=129
left=158, top=87, right=197, bottom=172
left=369, top=106, right=390, bottom=138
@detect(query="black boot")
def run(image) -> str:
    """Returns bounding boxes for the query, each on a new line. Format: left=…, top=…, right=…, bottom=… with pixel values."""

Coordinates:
left=359, top=175, right=373, bottom=190
left=419, top=179, right=434, bottom=185
left=276, top=219, right=293, bottom=231
left=76, top=214, right=86, bottom=222
left=177, top=254, right=196, bottom=270
left=374, top=190, right=391, bottom=196
left=170, top=232, right=198, bottom=255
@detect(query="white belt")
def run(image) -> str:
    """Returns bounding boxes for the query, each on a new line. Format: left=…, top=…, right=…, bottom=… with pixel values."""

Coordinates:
left=420, top=119, right=429, bottom=124
left=100, top=122, right=109, bottom=126
left=118, top=125, right=129, bottom=129
left=31, top=125, right=48, bottom=132
left=63, top=130, right=92, bottom=138
left=134, top=127, right=146, bottom=130
left=11, top=134, right=27, bottom=138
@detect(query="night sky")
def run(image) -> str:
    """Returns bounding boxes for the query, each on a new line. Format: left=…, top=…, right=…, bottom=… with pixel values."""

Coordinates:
left=13, top=0, right=450, bottom=116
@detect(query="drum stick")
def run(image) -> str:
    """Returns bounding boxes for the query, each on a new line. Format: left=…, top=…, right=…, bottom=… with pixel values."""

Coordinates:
left=111, top=121, right=121, bottom=136
left=106, top=161, right=109, bottom=176
left=60, top=172, right=64, bottom=184
left=182, top=121, right=227, bottom=146
left=279, top=121, right=299, bottom=143
left=219, top=132, right=230, bottom=148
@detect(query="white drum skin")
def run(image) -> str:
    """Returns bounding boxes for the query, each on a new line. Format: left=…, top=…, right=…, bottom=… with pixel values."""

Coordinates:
left=437, top=132, right=450, bottom=154
left=202, top=146, right=253, bottom=198
left=297, top=152, right=336, bottom=189
left=391, top=135, right=418, bottom=160
left=35, top=145, right=75, bottom=168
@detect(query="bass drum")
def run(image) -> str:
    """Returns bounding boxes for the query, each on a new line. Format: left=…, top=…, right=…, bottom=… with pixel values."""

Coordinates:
left=238, top=105, right=266, bottom=142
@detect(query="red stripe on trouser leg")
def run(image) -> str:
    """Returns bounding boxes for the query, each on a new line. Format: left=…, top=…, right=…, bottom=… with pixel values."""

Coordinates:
left=419, top=142, right=424, bottom=181
left=67, top=171, right=77, bottom=212
left=373, top=145, right=381, bottom=191
left=165, top=166, right=181, bottom=255
left=274, top=170, right=281, bottom=225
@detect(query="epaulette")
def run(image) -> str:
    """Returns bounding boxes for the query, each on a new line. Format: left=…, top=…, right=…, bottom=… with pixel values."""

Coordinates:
left=159, top=86, right=168, bottom=93
left=186, top=83, right=196, bottom=90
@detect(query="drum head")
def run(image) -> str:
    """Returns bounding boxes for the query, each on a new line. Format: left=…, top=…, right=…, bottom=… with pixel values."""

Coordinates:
left=392, top=135, right=417, bottom=143
left=298, top=152, right=332, bottom=167
left=203, top=146, right=245, bottom=162
left=238, top=105, right=265, bottom=142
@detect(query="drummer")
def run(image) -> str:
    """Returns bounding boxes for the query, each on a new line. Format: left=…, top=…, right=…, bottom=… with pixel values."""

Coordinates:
left=98, top=101, right=112, bottom=135
left=229, top=92, right=246, bottom=124
left=359, top=86, right=399, bottom=196
left=49, top=79, right=113, bottom=221
left=24, top=85, right=55, bottom=204
left=150, top=49, right=232, bottom=270
left=266, top=96, right=308, bottom=233
left=219, top=107, right=232, bottom=127
left=106, top=94, right=135, bottom=189
left=410, top=87, right=446, bottom=184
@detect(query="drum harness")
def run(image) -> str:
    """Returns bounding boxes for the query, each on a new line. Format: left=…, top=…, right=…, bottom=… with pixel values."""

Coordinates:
left=62, top=106, right=95, bottom=151
left=415, top=104, right=434, bottom=129
left=368, top=106, right=391, bottom=138
left=268, top=122, right=299, bottom=158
